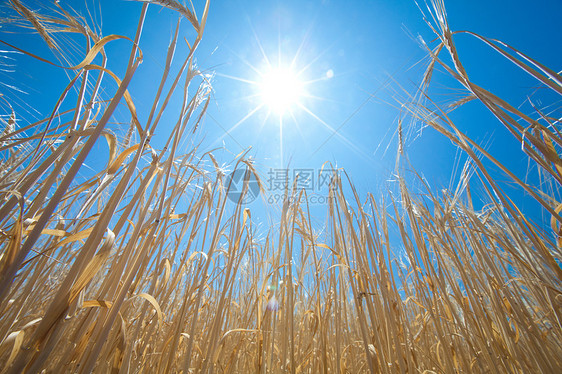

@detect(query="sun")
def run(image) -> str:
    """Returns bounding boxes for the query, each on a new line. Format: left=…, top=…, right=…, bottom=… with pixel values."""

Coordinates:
left=258, top=67, right=304, bottom=115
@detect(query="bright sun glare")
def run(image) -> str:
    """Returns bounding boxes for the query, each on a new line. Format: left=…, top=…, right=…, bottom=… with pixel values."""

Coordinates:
left=258, top=68, right=304, bottom=115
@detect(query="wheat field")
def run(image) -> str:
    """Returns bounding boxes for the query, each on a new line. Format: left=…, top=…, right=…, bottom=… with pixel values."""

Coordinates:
left=0, top=0, right=561, bottom=373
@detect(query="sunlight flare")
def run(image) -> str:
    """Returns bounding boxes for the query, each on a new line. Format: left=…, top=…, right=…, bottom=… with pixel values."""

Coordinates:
left=258, top=67, right=304, bottom=115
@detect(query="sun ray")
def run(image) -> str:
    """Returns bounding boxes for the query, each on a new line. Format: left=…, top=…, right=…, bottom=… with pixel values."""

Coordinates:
left=303, top=75, right=336, bottom=85
left=254, top=109, right=273, bottom=141
left=287, top=107, right=313, bottom=153
left=224, top=47, right=264, bottom=77
left=295, top=38, right=339, bottom=78
left=214, top=72, right=257, bottom=85
left=205, top=112, right=245, bottom=151
left=299, top=92, right=339, bottom=103
left=279, top=115, right=283, bottom=166
left=297, top=103, right=373, bottom=162
left=289, top=22, right=315, bottom=71
left=248, top=21, right=272, bottom=71
left=211, top=104, right=264, bottom=147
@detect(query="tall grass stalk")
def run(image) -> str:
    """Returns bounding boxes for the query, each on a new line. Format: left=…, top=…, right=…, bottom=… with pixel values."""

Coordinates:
left=0, top=0, right=560, bottom=372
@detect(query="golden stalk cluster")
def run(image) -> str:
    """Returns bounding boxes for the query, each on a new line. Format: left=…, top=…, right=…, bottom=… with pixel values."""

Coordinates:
left=0, top=0, right=560, bottom=372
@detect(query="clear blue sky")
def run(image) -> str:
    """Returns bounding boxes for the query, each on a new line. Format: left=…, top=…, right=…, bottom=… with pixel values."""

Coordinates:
left=2, top=0, right=561, bottom=227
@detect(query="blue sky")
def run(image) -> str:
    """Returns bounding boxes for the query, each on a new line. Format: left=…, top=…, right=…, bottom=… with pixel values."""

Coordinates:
left=189, top=0, right=560, bottom=226
left=2, top=0, right=561, bottom=228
